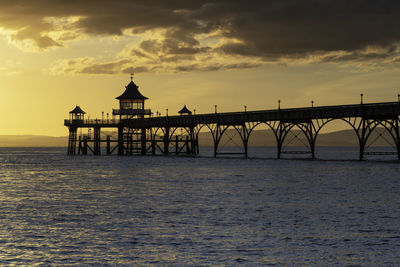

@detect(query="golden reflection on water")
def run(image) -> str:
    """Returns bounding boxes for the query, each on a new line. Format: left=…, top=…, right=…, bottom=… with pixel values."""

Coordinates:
left=0, top=147, right=399, bottom=265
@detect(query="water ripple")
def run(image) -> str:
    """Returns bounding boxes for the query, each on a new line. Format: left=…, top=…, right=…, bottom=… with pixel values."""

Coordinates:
left=0, top=147, right=399, bottom=265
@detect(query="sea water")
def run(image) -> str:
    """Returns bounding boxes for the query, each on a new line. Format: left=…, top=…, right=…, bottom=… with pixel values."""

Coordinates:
left=0, top=147, right=399, bottom=266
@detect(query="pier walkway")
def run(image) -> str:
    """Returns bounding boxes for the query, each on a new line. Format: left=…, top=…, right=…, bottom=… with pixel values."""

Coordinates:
left=65, top=101, right=400, bottom=160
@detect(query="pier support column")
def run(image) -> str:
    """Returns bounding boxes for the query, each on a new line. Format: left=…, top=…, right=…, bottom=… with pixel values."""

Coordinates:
left=106, top=135, right=111, bottom=155
left=93, top=127, right=101, bottom=155
left=78, top=136, right=82, bottom=155
left=175, top=135, right=179, bottom=155
left=83, top=136, right=88, bottom=155
left=67, top=127, right=77, bottom=155
left=297, top=121, right=317, bottom=159
left=359, top=119, right=367, bottom=161
left=163, top=127, right=170, bottom=155
left=213, top=125, right=220, bottom=158
left=344, top=117, right=381, bottom=161
left=309, top=123, right=316, bottom=159
left=396, top=119, right=400, bottom=160
left=277, top=142, right=282, bottom=159
left=186, top=136, right=190, bottom=154
left=118, top=127, right=124, bottom=155
left=241, top=124, right=249, bottom=158
left=243, top=139, right=248, bottom=158
left=152, top=139, right=156, bottom=155
left=274, top=122, right=293, bottom=160
left=141, top=128, right=147, bottom=155
left=189, top=127, right=196, bottom=155
left=276, top=123, right=284, bottom=159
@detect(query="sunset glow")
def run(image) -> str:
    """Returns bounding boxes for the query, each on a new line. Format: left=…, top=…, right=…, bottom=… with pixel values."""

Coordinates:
left=0, top=1, right=399, bottom=135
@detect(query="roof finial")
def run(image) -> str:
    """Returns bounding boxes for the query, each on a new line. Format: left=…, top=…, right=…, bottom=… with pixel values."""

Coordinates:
left=130, top=73, right=134, bottom=82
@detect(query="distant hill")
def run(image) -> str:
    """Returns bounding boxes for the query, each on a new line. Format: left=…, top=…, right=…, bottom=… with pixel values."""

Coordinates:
left=197, top=128, right=392, bottom=147
left=0, top=135, right=67, bottom=147
left=0, top=128, right=394, bottom=147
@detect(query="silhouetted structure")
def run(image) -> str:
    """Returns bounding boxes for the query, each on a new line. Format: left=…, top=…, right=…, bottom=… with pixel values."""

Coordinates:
left=67, top=105, right=86, bottom=155
left=178, top=105, right=192, bottom=115
left=111, top=75, right=152, bottom=155
left=65, top=78, right=400, bottom=160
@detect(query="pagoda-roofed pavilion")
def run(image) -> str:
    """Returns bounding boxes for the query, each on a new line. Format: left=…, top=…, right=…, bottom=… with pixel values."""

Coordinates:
left=113, top=76, right=151, bottom=119
left=69, top=105, right=85, bottom=121
left=178, top=105, right=192, bottom=115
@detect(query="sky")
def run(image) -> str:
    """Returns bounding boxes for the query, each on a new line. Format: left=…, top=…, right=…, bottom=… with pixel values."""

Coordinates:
left=0, top=0, right=399, bottom=136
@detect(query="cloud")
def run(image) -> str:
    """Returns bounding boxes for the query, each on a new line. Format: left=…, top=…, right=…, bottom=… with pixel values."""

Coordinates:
left=49, top=53, right=262, bottom=75
left=49, top=57, right=146, bottom=75
left=387, top=56, right=400, bottom=63
left=2, top=0, right=400, bottom=70
left=174, top=62, right=261, bottom=72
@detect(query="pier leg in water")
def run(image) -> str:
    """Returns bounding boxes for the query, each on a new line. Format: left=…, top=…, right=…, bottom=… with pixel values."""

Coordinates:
left=83, top=136, right=88, bottom=155
left=141, top=128, right=147, bottom=155
left=78, top=136, right=82, bottom=155
left=152, top=139, right=156, bottom=155
left=396, top=120, right=400, bottom=160
left=189, top=127, right=196, bottom=155
left=94, top=127, right=101, bottom=155
left=164, top=127, right=170, bottom=155
left=106, top=135, right=111, bottom=155
left=309, top=122, right=316, bottom=159
left=175, top=135, right=179, bottom=155
left=118, top=127, right=124, bottom=155
left=67, top=127, right=77, bottom=155
left=297, top=121, right=317, bottom=159
left=213, top=125, right=221, bottom=158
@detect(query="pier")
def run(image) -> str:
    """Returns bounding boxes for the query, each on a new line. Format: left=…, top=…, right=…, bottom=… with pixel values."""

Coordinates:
left=65, top=77, right=400, bottom=160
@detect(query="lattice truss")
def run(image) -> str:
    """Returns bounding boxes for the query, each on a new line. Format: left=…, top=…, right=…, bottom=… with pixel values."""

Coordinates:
left=147, top=126, right=195, bottom=155
left=192, top=116, right=400, bottom=159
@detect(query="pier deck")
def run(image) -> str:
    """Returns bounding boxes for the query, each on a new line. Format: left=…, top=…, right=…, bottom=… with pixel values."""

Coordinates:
left=65, top=101, right=400, bottom=160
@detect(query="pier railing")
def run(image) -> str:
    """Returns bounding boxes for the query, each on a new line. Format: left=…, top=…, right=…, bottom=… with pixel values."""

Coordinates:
left=112, top=109, right=152, bottom=115
left=65, top=101, right=400, bottom=128
left=64, top=119, right=120, bottom=126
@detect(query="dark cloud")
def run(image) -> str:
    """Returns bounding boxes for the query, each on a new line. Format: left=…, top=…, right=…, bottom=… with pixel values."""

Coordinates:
left=2, top=0, right=400, bottom=58
left=174, top=62, right=261, bottom=72
left=51, top=56, right=260, bottom=74
left=139, top=30, right=210, bottom=56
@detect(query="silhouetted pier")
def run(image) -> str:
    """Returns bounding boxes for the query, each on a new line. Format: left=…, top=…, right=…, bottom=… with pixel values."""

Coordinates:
left=65, top=77, right=400, bottom=160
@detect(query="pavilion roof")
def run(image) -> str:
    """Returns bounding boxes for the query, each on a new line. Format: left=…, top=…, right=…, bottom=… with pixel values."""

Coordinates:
left=116, top=80, right=148, bottom=100
left=178, top=105, right=192, bottom=115
left=69, top=105, right=85, bottom=114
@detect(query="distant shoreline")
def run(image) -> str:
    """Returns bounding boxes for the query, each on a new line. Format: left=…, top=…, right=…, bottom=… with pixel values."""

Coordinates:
left=0, top=128, right=395, bottom=147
